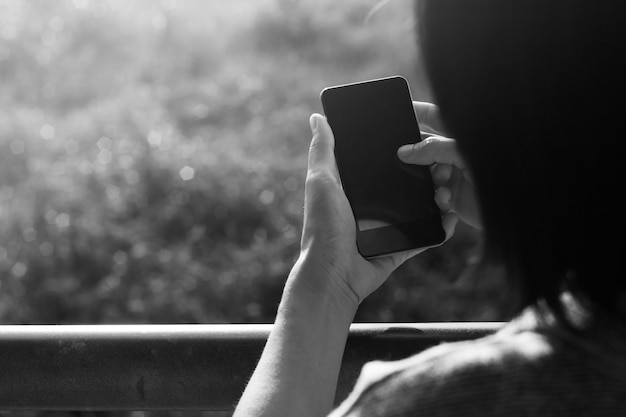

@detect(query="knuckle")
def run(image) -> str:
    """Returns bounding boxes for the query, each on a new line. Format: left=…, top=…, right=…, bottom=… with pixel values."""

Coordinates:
left=309, top=133, right=329, bottom=153
left=305, top=168, right=335, bottom=188
left=416, top=137, right=439, bottom=158
left=420, top=135, right=440, bottom=147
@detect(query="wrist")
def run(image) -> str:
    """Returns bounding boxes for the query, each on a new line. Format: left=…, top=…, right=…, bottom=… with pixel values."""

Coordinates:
left=279, top=251, right=359, bottom=326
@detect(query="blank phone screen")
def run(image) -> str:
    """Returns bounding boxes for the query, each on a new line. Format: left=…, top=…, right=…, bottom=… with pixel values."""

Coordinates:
left=322, top=77, right=439, bottom=236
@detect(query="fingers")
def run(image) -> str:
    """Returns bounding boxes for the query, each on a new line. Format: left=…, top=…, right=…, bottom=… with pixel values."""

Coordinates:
left=397, top=136, right=467, bottom=169
left=431, top=163, right=452, bottom=186
left=369, top=247, right=422, bottom=276
left=308, top=113, right=339, bottom=180
left=454, top=179, right=482, bottom=230
left=436, top=175, right=483, bottom=231
left=371, top=211, right=459, bottom=273
left=442, top=212, right=459, bottom=241
left=434, top=186, right=452, bottom=211
left=413, top=101, right=447, bottom=135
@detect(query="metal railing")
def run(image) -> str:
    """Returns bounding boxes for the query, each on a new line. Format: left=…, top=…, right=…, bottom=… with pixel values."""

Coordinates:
left=0, top=323, right=503, bottom=411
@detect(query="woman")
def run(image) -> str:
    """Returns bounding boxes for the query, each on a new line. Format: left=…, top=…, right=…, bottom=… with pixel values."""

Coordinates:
left=234, top=1, right=626, bottom=415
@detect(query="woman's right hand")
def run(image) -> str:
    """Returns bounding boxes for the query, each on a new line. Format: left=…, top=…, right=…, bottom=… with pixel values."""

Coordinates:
left=398, top=101, right=482, bottom=232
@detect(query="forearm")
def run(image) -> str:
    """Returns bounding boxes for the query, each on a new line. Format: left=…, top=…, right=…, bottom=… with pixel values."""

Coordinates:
left=233, top=112, right=409, bottom=416
left=233, top=255, right=358, bottom=417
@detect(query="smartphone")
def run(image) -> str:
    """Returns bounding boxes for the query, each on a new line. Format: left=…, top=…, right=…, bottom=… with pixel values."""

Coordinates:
left=320, top=76, right=445, bottom=258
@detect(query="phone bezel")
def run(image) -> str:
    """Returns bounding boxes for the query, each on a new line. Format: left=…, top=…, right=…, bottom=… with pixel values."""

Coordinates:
left=320, top=76, right=445, bottom=258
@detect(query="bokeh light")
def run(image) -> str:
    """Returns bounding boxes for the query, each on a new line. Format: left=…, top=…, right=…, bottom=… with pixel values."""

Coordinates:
left=0, top=0, right=504, bottom=328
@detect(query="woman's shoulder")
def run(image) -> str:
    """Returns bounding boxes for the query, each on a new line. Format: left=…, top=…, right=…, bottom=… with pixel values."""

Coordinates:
left=331, top=311, right=626, bottom=417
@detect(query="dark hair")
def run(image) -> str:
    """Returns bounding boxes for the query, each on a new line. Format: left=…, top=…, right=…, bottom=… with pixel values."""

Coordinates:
left=417, top=1, right=626, bottom=324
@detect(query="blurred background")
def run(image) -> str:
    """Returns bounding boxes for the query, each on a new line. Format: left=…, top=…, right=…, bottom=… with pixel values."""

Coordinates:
left=0, top=0, right=508, bottom=328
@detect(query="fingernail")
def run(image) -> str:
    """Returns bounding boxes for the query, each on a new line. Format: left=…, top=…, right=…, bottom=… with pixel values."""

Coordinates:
left=309, top=114, right=318, bottom=133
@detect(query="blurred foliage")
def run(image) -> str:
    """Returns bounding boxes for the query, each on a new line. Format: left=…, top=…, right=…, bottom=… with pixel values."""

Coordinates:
left=0, top=0, right=508, bottom=326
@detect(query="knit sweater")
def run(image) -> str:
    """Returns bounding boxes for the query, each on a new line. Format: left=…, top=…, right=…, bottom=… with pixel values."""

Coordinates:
left=330, top=308, right=626, bottom=416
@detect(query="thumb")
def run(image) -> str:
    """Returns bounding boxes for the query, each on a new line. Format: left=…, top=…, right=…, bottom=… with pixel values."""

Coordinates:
left=308, top=113, right=339, bottom=179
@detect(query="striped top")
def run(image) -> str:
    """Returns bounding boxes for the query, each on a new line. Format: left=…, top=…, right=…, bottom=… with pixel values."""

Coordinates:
left=330, top=307, right=626, bottom=416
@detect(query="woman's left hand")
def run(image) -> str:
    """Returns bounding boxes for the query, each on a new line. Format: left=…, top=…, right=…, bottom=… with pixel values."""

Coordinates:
left=297, top=113, right=455, bottom=307
left=234, top=112, right=456, bottom=417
